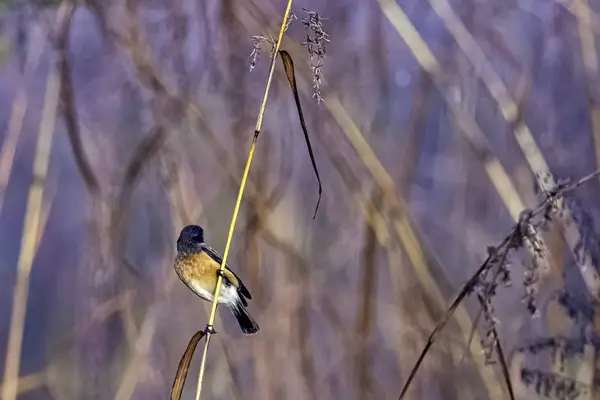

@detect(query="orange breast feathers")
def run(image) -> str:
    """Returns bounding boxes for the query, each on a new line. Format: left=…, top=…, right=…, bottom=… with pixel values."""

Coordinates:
left=174, top=251, right=240, bottom=290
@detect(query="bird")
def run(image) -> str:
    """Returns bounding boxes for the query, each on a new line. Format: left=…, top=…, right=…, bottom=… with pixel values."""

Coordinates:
left=173, top=224, right=260, bottom=335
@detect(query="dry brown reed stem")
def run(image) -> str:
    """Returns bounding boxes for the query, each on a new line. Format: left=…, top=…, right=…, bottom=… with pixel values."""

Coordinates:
left=427, top=0, right=600, bottom=299
left=1, top=4, right=74, bottom=400
left=355, top=188, right=381, bottom=398
left=0, top=25, right=44, bottom=215
left=171, top=330, right=206, bottom=400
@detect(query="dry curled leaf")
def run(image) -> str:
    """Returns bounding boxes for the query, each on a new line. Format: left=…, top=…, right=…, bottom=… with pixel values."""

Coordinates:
left=170, top=330, right=206, bottom=400
left=278, top=50, right=323, bottom=219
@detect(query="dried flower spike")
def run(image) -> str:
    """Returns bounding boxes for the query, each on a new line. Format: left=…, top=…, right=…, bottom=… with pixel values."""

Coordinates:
left=300, top=8, right=329, bottom=104
left=249, top=35, right=265, bottom=72
left=248, top=35, right=277, bottom=72
left=285, top=9, right=297, bottom=31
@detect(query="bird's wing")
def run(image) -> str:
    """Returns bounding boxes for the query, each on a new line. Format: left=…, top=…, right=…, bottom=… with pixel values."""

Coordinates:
left=200, top=243, right=253, bottom=301
left=199, top=243, right=227, bottom=268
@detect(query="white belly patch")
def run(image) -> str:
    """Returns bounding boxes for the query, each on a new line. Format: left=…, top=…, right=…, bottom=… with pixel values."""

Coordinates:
left=190, top=281, right=239, bottom=306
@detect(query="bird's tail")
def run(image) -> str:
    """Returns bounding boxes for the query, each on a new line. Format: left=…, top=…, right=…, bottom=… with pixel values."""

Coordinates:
left=231, top=301, right=260, bottom=335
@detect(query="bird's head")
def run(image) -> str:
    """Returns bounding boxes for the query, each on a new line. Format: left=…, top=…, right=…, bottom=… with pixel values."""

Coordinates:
left=177, top=225, right=204, bottom=254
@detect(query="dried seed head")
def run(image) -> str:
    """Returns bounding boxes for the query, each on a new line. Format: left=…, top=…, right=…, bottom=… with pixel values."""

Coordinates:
left=248, top=35, right=277, bottom=72
left=248, top=35, right=265, bottom=72
left=521, top=368, right=586, bottom=400
left=300, top=8, right=329, bottom=104
left=284, top=9, right=297, bottom=31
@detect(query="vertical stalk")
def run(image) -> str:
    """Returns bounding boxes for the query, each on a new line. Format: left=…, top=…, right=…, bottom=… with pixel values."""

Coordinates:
left=193, top=1, right=294, bottom=399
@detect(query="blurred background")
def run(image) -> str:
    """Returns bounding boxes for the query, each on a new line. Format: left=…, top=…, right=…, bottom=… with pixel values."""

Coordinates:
left=1, top=0, right=600, bottom=399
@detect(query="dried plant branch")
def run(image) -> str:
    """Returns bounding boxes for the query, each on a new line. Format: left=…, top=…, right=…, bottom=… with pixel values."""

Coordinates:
left=397, top=168, right=600, bottom=399
left=170, top=330, right=206, bottom=400
left=521, top=368, right=590, bottom=399
left=1, top=3, right=74, bottom=400
left=300, top=8, right=329, bottom=104
left=427, top=0, right=600, bottom=303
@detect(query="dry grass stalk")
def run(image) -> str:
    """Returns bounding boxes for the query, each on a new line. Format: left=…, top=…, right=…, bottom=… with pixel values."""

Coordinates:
left=1, top=3, right=74, bottom=400
left=355, top=188, right=381, bottom=398
left=0, top=30, right=44, bottom=216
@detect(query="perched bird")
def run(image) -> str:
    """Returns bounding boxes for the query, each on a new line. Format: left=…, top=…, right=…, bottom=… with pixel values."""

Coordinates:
left=174, top=225, right=260, bottom=335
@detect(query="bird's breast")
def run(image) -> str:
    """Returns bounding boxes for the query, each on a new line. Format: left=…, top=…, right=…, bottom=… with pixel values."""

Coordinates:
left=174, top=252, right=239, bottom=305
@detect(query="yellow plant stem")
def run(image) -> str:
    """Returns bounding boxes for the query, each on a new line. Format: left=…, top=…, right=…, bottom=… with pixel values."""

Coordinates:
left=193, top=1, right=294, bottom=399
left=1, top=5, right=69, bottom=398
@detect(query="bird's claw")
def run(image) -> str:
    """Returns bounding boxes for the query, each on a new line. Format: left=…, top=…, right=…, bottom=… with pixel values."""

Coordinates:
left=203, top=324, right=217, bottom=335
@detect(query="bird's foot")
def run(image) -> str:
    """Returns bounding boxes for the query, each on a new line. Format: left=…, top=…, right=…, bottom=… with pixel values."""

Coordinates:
left=216, top=269, right=226, bottom=279
left=203, top=324, right=217, bottom=335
